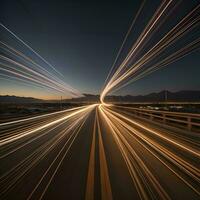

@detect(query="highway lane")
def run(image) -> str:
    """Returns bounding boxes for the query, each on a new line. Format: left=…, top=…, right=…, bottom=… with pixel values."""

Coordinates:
left=0, top=104, right=199, bottom=200
left=0, top=105, right=95, bottom=199
left=99, top=105, right=200, bottom=199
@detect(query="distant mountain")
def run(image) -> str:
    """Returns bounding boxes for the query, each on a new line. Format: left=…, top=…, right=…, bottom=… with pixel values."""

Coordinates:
left=1, top=90, right=200, bottom=104
left=106, top=90, right=200, bottom=102
left=0, top=95, right=43, bottom=103
left=65, top=94, right=100, bottom=103
left=66, top=90, right=200, bottom=103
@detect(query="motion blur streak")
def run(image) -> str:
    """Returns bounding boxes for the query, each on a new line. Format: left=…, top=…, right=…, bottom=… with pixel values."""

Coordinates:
left=0, top=104, right=200, bottom=199
left=1, top=0, right=200, bottom=199
left=100, top=1, right=200, bottom=103
left=99, top=105, right=200, bottom=197
left=0, top=24, right=83, bottom=98
left=0, top=104, right=96, bottom=146
left=0, top=23, right=63, bottom=78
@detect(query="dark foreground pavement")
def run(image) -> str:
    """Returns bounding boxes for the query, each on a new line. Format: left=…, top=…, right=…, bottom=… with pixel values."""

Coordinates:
left=0, top=105, right=199, bottom=200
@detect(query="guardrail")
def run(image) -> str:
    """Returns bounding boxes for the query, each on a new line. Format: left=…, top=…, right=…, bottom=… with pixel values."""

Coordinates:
left=117, top=106, right=200, bottom=132
left=112, top=101, right=200, bottom=105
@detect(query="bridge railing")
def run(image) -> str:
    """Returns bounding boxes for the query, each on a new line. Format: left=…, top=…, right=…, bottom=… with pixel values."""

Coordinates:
left=119, top=107, right=200, bottom=132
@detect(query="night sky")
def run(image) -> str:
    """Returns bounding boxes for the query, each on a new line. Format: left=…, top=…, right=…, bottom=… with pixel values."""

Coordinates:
left=0, top=0, right=200, bottom=99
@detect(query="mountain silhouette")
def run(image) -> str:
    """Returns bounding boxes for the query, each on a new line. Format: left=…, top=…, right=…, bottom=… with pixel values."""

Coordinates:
left=0, top=90, right=200, bottom=103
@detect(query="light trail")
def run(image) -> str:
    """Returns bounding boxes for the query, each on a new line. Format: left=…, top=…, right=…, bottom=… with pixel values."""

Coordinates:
left=0, top=62, right=66, bottom=93
left=0, top=112, right=85, bottom=158
left=0, top=105, right=87, bottom=126
left=0, top=41, right=64, bottom=82
left=27, top=114, right=89, bottom=200
left=0, top=104, right=96, bottom=146
left=103, top=0, right=146, bottom=89
left=0, top=111, right=89, bottom=198
left=0, top=23, right=63, bottom=77
left=100, top=2, right=200, bottom=103
left=85, top=108, right=97, bottom=200
left=1, top=104, right=199, bottom=199
left=98, top=105, right=171, bottom=200
left=1, top=1, right=199, bottom=199
left=0, top=53, right=81, bottom=95
left=0, top=104, right=96, bottom=199
left=0, top=52, right=82, bottom=97
left=96, top=109, right=113, bottom=200
left=99, top=105, right=200, bottom=196
left=103, top=106, right=200, bottom=157
left=101, top=0, right=174, bottom=101
left=0, top=73, right=63, bottom=93
left=0, top=26, right=83, bottom=98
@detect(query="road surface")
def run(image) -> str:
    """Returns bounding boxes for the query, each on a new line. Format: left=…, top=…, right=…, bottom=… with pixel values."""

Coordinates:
left=0, top=104, right=199, bottom=200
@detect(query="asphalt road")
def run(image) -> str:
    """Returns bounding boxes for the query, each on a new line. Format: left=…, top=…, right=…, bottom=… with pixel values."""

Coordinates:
left=0, top=104, right=199, bottom=200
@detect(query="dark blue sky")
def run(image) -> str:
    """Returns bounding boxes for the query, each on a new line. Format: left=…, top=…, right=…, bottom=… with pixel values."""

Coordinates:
left=0, top=0, right=199, bottom=98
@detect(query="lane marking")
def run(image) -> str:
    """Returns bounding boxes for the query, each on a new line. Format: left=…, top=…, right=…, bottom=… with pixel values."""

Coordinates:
left=97, top=108, right=113, bottom=200
left=85, top=108, right=97, bottom=200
